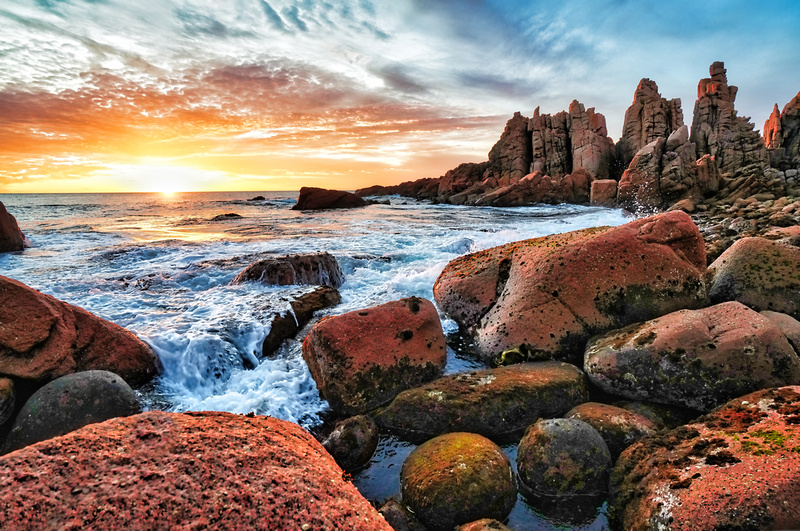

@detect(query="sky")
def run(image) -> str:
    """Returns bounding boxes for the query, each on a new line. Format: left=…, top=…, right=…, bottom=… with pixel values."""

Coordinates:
left=1, top=0, right=799, bottom=193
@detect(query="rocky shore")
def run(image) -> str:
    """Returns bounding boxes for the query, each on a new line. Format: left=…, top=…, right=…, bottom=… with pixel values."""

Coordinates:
left=0, top=61, right=799, bottom=530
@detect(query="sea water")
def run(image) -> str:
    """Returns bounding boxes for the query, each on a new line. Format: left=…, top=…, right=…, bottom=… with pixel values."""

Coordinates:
left=0, top=191, right=630, bottom=529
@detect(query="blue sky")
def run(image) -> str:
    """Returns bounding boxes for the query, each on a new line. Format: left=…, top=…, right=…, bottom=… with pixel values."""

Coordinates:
left=1, top=0, right=798, bottom=192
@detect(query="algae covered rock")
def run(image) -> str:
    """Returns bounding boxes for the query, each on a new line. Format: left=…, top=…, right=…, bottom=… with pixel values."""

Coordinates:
left=707, top=237, right=800, bottom=319
left=585, top=301, right=800, bottom=411
left=565, top=402, right=658, bottom=462
left=374, top=361, right=587, bottom=443
left=434, top=211, right=707, bottom=364
left=401, top=432, right=516, bottom=531
left=302, top=297, right=446, bottom=415
left=609, top=386, right=800, bottom=530
left=516, top=418, right=612, bottom=524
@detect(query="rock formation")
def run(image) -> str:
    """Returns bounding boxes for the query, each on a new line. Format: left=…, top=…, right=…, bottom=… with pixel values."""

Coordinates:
left=231, top=252, right=344, bottom=288
left=764, top=91, right=800, bottom=170
left=261, top=286, right=341, bottom=357
left=616, top=78, right=684, bottom=169
left=0, top=202, right=26, bottom=253
left=292, top=187, right=367, bottom=210
left=690, top=61, right=768, bottom=174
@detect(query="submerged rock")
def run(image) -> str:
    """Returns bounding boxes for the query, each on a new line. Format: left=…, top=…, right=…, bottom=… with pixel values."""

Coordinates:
left=401, top=432, right=516, bottom=531
left=585, top=301, right=800, bottom=411
left=302, top=297, right=446, bottom=415
left=322, top=415, right=379, bottom=472
left=707, top=237, right=800, bottom=319
left=0, top=202, right=26, bottom=253
left=565, top=402, right=658, bottom=462
left=209, top=212, right=242, bottom=221
left=231, top=252, right=344, bottom=288
left=292, top=187, right=367, bottom=210
left=374, top=361, right=587, bottom=443
left=609, top=386, right=800, bottom=530
left=378, top=499, right=427, bottom=531
left=516, top=418, right=612, bottom=524
left=0, top=411, right=392, bottom=529
left=2, top=370, right=141, bottom=454
left=434, top=211, right=707, bottom=364
left=0, top=275, right=159, bottom=387
left=261, top=286, right=341, bottom=357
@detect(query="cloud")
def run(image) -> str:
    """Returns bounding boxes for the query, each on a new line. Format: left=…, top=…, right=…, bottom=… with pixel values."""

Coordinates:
left=259, top=1, right=288, bottom=33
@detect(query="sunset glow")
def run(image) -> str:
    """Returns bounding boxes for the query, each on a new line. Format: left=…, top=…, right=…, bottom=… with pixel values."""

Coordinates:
left=1, top=0, right=799, bottom=193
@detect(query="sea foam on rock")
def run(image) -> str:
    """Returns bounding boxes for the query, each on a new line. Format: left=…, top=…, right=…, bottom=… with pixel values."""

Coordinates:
left=302, top=297, right=446, bottom=415
left=585, top=301, right=800, bottom=412
left=609, top=386, right=800, bottom=530
left=0, top=411, right=392, bottom=530
left=0, top=275, right=159, bottom=387
left=433, top=211, right=707, bottom=364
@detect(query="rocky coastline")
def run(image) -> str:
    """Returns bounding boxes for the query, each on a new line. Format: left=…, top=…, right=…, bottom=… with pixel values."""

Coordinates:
left=0, top=61, right=799, bottom=530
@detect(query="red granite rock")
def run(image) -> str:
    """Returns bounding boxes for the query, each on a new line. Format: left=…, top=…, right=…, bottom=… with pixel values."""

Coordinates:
left=565, top=402, right=658, bottom=462
left=0, top=411, right=391, bottom=530
left=302, top=297, right=446, bottom=415
left=434, top=211, right=707, bottom=364
left=590, top=179, right=618, bottom=207
left=0, top=202, right=25, bottom=253
left=0, top=276, right=159, bottom=386
left=610, top=386, right=800, bottom=530
left=261, top=285, right=341, bottom=357
left=292, top=186, right=367, bottom=210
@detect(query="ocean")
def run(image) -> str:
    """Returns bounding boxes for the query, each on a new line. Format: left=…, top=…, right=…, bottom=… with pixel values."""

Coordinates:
left=0, top=191, right=630, bottom=529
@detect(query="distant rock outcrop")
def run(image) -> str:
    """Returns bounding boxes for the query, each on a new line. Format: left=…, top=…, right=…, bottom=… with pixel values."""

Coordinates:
left=292, top=187, right=367, bottom=210
left=0, top=202, right=26, bottom=253
left=764, top=91, right=800, bottom=170
left=690, top=61, right=768, bottom=174
left=616, top=78, right=684, bottom=169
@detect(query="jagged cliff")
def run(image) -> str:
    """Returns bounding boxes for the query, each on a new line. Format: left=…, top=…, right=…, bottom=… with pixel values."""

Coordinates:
left=356, top=62, right=799, bottom=212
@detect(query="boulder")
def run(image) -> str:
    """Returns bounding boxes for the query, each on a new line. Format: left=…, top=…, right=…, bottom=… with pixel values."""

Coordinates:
left=516, top=418, right=612, bottom=524
left=322, top=415, right=379, bottom=472
left=0, top=202, right=25, bottom=253
left=613, top=400, right=701, bottom=430
left=690, top=61, right=768, bottom=174
left=707, top=237, right=800, bottom=318
left=590, top=179, right=617, bottom=207
left=585, top=302, right=800, bottom=411
left=2, top=370, right=141, bottom=454
left=0, top=378, right=13, bottom=427
left=401, top=432, right=516, bottom=531
left=457, top=519, right=512, bottom=531
left=565, top=402, right=658, bottom=462
left=764, top=91, right=800, bottom=170
left=231, top=252, right=344, bottom=288
left=0, top=276, right=159, bottom=387
left=374, top=361, right=587, bottom=443
left=302, top=297, right=446, bottom=415
left=434, top=211, right=707, bottom=364
left=378, top=499, right=427, bottom=531
left=760, top=310, right=800, bottom=352
left=0, top=411, right=392, bottom=529
left=609, top=386, right=800, bottom=530
left=292, top=187, right=367, bottom=210
left=261, top=286, right=341, bottom=357
left=616, top=78, right=684, bottom=168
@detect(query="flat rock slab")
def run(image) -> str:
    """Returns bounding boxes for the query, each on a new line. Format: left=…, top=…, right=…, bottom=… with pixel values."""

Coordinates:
left=585, top=301, right=800, bottom=411
left=374, top=361, right=587, bottom=443
left=303, top=297, right=446, bottom=415
left=0, top=275, right=159, bottom=387
left=707, top=237, right=800, bottom=319
left=434, top=211, right=707, bottom=364
left=0, top=411, right=391, bottom=530
left=610, top=386, right=800, bottom=530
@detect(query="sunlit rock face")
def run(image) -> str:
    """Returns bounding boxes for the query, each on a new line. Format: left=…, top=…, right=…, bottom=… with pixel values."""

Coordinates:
left=764, top=91, right=800, bottom=170
left=690, top=61, right=768, bottom=174
left=616, top=78, right=684, bottom=171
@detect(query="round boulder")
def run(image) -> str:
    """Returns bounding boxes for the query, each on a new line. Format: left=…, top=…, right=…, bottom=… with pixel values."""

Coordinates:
left=517, top=418, right=611, bottom=519
left=322, top=415, right=379, bottom=471
left=457, top=519, right=512, bottom=531
left=3, top=370, right=141, bottom=453
left=565, top=402, right=657, bottom=462
left=401, top=432, right=516, bottom=531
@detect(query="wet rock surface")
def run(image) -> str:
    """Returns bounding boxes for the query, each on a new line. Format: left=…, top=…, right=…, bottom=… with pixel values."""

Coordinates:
left=0, top=275, right=159, bottom=387
left=261, top=285, right=341, bottom=357
left=565, top=402, right=658, bottom=462
left=585, top=301, right=800, bottom=411
left=610, top=386, right=800, bottom=530
left=401, top=432, right=516, bottom=531
left=302, top=297, right=446, bottom=415
left=231, top=252, right=344, bottom=288
left=374, top=361, right=587, bottom=443
left=2, top=370, right=141, bottom=454
left=0, top=202, right=26, bottom=253
left=322, top=415, right=379, bottom=472
left=434, top=211, right=707, bottom=364
left=0, top=411, right=392, bottom=530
